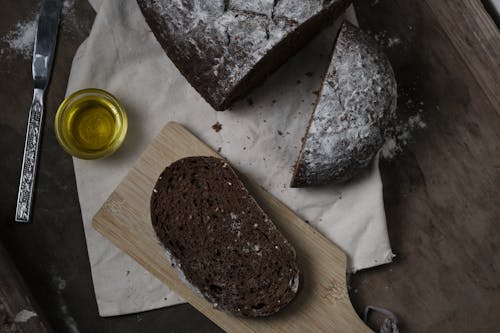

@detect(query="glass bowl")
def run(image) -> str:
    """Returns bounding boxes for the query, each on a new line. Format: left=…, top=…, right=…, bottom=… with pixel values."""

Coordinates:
left=54, top=89, right=128, bottom=160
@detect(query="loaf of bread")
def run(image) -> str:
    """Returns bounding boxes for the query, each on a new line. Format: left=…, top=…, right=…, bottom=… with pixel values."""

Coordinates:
left=291, top=22, right=397, bottom=187
left=151, top=156, right=300, bottom=317
left=137, top=0, right=351, bottom=110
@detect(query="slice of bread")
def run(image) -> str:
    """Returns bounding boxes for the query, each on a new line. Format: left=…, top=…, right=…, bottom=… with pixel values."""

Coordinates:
left=151, top=156, right=299, bottom=317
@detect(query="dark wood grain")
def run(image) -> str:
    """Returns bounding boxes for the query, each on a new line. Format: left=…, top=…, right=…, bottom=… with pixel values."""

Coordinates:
left=351, top=1, right=500, bottom=332
left=425, top=0, right=500, bottom=110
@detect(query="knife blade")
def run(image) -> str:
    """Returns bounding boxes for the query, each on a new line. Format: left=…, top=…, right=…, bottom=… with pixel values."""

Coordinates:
left=15, top=0, right=62, bottom=223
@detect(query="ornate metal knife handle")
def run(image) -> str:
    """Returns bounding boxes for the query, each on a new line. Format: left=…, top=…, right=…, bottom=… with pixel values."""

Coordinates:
left=15, top=88, right=45, bottom=223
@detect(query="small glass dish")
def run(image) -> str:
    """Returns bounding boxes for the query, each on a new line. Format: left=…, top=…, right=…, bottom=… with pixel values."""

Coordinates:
left=54, top=88, right=128, bottom=160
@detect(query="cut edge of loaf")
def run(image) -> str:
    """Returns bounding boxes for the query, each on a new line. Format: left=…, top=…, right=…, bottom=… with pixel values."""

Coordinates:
left=290, top=23, right=345, bottom=188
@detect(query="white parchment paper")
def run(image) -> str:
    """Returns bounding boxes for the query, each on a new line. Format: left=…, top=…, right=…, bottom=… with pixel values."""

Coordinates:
left=68, top=0, right=394, bottom=317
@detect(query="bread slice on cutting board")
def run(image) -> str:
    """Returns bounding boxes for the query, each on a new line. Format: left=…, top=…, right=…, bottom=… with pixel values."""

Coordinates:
left=291, top=21, right=397, bottom=187
left=151, top=156, right=300, bottom=317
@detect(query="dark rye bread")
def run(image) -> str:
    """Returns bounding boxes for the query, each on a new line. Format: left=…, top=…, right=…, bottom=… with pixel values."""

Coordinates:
left=137, top=0, right=351, bottom=110
left=291, top=22, right=397, bottom=187
left=151, top=156, right=299, bottom=317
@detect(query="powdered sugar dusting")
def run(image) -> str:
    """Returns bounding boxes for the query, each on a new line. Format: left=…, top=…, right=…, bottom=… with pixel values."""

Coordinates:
left=294, top=23, right=397, bottom=185
left=164, top=249, right=204, bottom=298
left=1, top=17, right=38, bottom=59
left=1, top=0, right=78, bottom=59
left=230, top=212, right=241, bottom=237
left=381, top=112, right=426, bottom=159
left=63, top=0, right=76, bottom=16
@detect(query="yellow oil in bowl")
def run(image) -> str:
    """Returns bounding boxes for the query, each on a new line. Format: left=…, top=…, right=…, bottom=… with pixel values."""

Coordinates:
left=55, top=89, right=128, bottom=159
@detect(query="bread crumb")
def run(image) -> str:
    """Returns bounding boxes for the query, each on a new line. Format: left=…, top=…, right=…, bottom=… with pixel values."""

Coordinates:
left=14, top=309, right=37, bottom=323
left=211, top=122, right=222, bottom=132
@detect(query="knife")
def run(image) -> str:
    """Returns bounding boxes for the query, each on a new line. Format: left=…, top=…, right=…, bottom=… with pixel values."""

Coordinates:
left=15, top=0, right=62, bottom=223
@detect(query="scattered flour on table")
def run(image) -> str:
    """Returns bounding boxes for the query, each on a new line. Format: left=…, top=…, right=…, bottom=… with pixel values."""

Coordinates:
left=381, top=111, right=426, bottom=159
left=369, top=30, right=427, bottom=159
left=14, top=310, right=37, bottom=323
left=371, top=31, right=402, bottom=49
left=1, top=17, right=38, bottom=59
left=0, top=0, right=76, bottom=59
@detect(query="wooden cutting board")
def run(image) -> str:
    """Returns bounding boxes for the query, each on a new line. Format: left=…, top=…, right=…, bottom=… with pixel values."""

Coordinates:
left=92, top=122, right=371, bottom=333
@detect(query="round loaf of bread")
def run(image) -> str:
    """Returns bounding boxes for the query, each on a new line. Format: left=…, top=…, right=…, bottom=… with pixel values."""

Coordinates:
left=151, top=156, right=300, bottom=317
left=291, top=22, right=397, bottom=187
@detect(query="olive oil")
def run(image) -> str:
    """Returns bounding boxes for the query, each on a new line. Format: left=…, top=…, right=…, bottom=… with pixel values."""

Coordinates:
left=65, top=99, right=117, bottom=151
left=55, top=89, right=127, bottom=159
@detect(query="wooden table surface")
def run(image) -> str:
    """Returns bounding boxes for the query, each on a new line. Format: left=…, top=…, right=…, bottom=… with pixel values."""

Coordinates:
left=0, top=1, right=498, bottom=332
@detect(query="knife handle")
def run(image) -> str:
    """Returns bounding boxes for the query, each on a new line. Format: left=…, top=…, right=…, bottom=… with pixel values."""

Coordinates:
left=15, top=88, right=45, bottom=223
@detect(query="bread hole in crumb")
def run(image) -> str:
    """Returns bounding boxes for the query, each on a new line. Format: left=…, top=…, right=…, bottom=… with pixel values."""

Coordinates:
left=209, top=284, right=223, bottom=294
left=252, top=303, right=265, bottom=310
left=177, top=243, right=185, bottom=252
